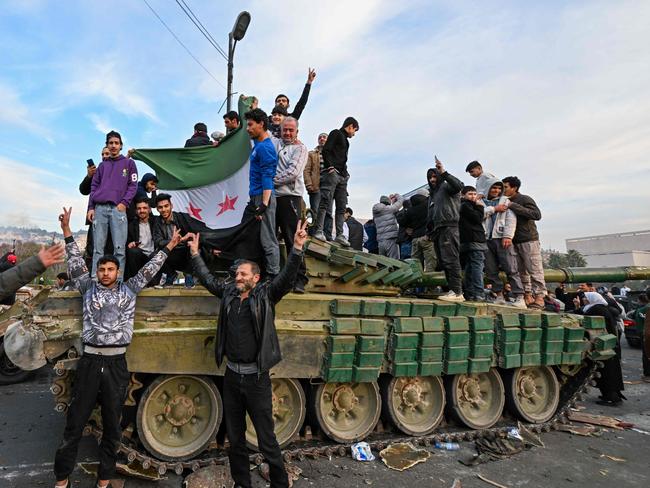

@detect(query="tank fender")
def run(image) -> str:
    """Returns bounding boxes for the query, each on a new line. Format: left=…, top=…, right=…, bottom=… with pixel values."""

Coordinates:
left=3, top=321, right=47, bottom=371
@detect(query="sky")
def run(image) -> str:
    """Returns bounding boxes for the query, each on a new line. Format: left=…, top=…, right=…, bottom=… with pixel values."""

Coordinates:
left=1, top=0, right=649, bottom=250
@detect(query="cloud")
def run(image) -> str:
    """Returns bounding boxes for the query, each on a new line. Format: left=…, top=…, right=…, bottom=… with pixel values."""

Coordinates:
left=0, top=156, right=87, bottom=231
left=63, top=60, right=159, bottom=122
left=0, top=81, right=54, bottom=143
left=87, top=113, right=112, bottom=135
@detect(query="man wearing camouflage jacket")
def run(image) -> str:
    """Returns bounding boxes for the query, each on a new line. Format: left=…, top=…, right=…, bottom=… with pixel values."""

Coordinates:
left=53, top=207, right=182, bottom=488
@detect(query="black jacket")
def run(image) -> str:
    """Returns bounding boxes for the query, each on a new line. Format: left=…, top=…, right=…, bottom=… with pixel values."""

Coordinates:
left=128, top=217, right=156, bottom=246
left=192, top=250, right=303, bottom=372
left=347, top=217, right=364, bottom=251
left=459, top=200, right=487, bottom=245
left=289, top=83, right=311, bottom=120
left=152, top=211, right=195, bottom=250
left=508, top=193, right=541, bottom=243
left=426, top=168, right=464, bottom=235
left=79, top=175, right=92, bottom=196
left=80, top=174, right=93, bottom=225
left=321, top=128, right=350, bottom=177
left=397, top=194, right=428, bottom=239
left=184, top=133, right=212, bottom=147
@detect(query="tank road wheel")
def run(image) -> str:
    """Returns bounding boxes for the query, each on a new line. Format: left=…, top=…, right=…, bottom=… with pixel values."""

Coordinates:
left=0, top=340, right=33, bottom=385
left=314, top=382, right=381, bottom=443
left=380, top=376, right=445, bottom=436
left=136, top=375, right=222, bottom=461
left=245, top=378, right=306, bottom=450
left=557, top=364, right=583, bottom=377
left=447, top=369, right=505, bottom=429
left=506, top=366, right=560, bottom=423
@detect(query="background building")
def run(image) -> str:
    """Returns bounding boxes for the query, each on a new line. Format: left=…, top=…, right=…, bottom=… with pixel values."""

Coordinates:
left=566, top=230, right=650, bottom=267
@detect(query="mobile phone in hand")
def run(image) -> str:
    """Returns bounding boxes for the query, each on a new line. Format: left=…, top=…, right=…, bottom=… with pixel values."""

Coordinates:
left=87, top=159, right=94, bottom=167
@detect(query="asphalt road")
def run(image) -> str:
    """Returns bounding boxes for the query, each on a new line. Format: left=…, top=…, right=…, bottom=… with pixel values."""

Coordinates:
left=1, top=341, right=649, bottom=488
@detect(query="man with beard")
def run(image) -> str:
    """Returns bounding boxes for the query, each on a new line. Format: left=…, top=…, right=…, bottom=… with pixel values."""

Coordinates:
left=125, top=198, right=159, bottom=284
left=272, top=117, right=309, bottom=292
left=189, top=220, right=308, bottom=488
left=425, top=157, right=465, bottom=302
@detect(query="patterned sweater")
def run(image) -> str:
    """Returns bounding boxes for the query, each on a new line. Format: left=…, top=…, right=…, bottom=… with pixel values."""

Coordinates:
left=65, top=236, right=169, bottom=347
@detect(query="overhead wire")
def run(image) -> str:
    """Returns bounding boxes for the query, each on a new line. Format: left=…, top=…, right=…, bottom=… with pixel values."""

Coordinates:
left=141, top=0, right=226, bottom=90
left=175, top=0, right=229, bottom=60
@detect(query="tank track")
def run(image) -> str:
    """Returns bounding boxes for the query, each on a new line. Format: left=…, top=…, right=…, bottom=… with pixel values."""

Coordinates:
left=68, top=362, right=599, bottom=477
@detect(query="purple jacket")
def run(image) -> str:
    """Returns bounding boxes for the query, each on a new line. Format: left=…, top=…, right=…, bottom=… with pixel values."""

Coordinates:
left=88, top=155, right=138, bottom=210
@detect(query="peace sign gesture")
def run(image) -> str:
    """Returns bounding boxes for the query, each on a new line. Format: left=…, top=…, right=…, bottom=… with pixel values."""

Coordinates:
left=293, top=219, right=309, bottom=251
left=59, top=207, right=72, bottom=236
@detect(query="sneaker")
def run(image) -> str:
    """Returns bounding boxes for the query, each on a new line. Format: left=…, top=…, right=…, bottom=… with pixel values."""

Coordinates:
left=334, top=234, right=350, bottom=247
left=438, top=290, right=465, bottom=302
left=494, top=293, right=507, bottom=305
left=312, top=231, right=327, bottom=241
left=511, top=296, right=528, bottom=309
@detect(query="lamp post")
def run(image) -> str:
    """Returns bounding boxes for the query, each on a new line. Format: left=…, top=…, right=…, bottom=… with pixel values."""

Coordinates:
left=226, top=11, right=251, bottom=113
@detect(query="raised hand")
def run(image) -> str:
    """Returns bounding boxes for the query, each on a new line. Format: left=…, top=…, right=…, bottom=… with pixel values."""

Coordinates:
left=59, top=207, right=72, bottom=237
left=188, top=233, right=200, bottom=256
left=434, top=155, right=445, bottom=174
left=166, top=227, right=182, bottom=251
left=293, top=219, right=309, bottom=251
left=38, top=243, right=65, bottom=268
left=307, top=67, right=316, bottom=84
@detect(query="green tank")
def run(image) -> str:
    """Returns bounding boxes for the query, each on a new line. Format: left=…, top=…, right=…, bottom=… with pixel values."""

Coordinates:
left=1, top=239, right=643, bottom=473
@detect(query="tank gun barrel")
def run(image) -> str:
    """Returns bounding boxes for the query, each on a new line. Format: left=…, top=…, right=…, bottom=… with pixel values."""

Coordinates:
left=415, top=266, right=650, bottom=287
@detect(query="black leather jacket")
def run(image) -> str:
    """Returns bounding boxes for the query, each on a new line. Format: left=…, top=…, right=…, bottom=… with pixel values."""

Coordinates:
left=192, top=249, right=303, bottom=372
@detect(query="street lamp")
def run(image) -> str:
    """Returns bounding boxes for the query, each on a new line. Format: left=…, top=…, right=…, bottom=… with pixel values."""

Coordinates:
left=227, top=11, right=251, bottom=112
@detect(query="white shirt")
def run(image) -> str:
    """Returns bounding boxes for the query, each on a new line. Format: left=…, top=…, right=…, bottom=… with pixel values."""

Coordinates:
left=139, top=221, right=154, bottom=255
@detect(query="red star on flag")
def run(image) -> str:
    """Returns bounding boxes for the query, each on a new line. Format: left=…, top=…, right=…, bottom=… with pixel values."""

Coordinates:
left=217, top=195, right=238, bottom=216
left=188, top=202, right=203, bottom=220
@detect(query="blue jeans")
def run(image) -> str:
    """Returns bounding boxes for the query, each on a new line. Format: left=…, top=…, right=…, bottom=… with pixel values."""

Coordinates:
left=400, top=241, right=412, bottom=259
left=462, top=249, right=485, bottom=299
left=92, top=203, right=128, bottom=277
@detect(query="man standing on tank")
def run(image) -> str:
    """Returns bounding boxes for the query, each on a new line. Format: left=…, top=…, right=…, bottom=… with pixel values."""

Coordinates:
left=245, top=108, right=280, bottom=277
left=312, top=117, right=359, bottom=246
left=496, top=176, right=546, bottom=309
left=426, top=157, right=465, bottom=302
left=87, top=131, right=138, bottom=276
left=189, top=220, right=308, bottom=488
left=53, top=207, right=182, bottom=488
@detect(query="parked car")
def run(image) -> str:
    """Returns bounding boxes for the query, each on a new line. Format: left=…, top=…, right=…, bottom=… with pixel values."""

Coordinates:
left=622, top=316, right=643, bottom=348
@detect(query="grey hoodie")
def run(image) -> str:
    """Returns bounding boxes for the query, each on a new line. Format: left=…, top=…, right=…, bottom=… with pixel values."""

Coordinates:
left=481, top=175, right=517, bottom=240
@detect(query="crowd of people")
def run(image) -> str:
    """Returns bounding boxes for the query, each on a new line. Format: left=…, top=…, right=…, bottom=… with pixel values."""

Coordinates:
left=2, top=67, right=650, bottom=487
left=353, top=159, right=546, bottom=308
